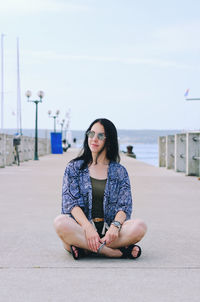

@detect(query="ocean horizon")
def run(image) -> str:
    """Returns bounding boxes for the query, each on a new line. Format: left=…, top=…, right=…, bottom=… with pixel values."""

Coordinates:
left=3, top=128, right=180, bottom=167
left=4, top=128, right=182, bottom=143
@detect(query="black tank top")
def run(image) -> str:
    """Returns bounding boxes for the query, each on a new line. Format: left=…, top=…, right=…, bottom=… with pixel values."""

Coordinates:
left=90, top=177, right=107, bottom=218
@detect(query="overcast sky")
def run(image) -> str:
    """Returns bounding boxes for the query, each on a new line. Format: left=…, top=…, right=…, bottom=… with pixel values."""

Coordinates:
left=1, top=0, right=200, bottom=131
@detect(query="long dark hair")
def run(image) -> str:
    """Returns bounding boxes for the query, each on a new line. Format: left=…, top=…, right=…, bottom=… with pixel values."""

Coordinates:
left=73, top=118, right=120, bottom=169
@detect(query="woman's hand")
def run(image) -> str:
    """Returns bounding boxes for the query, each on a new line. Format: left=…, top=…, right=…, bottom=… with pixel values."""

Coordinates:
left=83, top=223, right=101, bottom=252
left=101, top=224, right=119, bottom=245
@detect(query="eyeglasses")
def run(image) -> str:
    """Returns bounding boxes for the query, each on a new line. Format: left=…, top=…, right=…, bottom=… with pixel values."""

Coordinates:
left=87, top=130, right=106, bottom=141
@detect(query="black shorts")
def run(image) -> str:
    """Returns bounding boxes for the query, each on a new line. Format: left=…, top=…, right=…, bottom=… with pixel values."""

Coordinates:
left=94, top=221, right=108, bottom=238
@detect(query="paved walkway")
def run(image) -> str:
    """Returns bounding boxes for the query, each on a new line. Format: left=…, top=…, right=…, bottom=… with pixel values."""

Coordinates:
left=0, top=149, right=200, bottom=302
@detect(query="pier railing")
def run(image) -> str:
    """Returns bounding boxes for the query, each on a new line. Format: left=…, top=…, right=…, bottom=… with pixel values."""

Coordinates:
left=159, top=132, right=200, bottom=176
left=0, top=134, right=51, bottom=168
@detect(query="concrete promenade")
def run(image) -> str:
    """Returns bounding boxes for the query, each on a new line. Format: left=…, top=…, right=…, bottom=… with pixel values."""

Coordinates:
left=0, top=149, right=200, bottom=302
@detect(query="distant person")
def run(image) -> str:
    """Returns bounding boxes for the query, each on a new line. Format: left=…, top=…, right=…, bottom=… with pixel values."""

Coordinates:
left=54, top=118, right=147, bottom=260
left=13, top=133, right=21, bottom=166
left=62, top=139, right=70, bottom=152
left=72, top=137, right=77, bottom=148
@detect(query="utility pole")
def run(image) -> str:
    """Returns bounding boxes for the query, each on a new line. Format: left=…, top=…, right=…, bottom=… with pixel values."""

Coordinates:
left=1, top=34, right=5, bottom=132
left=17, top=37, right=22, bottom=135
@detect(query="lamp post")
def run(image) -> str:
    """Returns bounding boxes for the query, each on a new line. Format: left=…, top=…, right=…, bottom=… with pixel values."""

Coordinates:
left=26, top=90, right=44, bottom=160
left=48, top=110, right=60, bottom=132
left=60, top=119, right=65, bottom=137
left=64, top=109, right=71, bottom=144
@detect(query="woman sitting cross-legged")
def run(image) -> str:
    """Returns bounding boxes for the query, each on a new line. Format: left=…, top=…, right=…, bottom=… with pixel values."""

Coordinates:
left=54, top=118, right=147, bottom=259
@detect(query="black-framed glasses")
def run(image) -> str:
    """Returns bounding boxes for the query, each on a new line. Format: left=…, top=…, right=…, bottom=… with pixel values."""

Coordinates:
left=87, top=130, right=106, bottom=141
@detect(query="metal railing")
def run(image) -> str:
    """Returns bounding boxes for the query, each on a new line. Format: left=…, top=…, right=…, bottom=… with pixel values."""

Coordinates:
left=159, top=132, right=200, bottom=177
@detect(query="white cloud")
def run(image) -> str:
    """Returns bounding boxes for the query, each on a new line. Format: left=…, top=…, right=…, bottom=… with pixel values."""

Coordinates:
left=21, top=49, right=195, bottom=70
left=0, top=0, right=90, bottom=15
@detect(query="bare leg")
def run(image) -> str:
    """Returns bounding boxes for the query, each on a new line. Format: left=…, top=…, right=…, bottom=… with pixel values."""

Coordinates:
left=105, top=219, right=147, bottom=257
left=54, top=215, right=147, bottom=258
left=54, top=214, right=122, bottom=257
left=54, top=215, right=90, bottom=251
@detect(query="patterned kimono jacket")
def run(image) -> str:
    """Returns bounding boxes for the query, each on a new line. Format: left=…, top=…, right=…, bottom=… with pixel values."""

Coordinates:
left=61, top=159, right=133, bottom=226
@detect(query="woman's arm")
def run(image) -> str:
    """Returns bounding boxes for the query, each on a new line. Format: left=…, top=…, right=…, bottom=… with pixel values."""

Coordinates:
left=102, top=165, right=132, bottom=245
left=62, top=161, right=101, bottom=252
left=71, top=206, right=91, bottom=228
left=114, top=210, right=126, bottom=225
left=114, top=166, right=132, bottom=220
left=71, top=206, right=101, bottom=252
left=62, top=162, right=84, bottom=214
left=102, top=210, right=126, bottom=245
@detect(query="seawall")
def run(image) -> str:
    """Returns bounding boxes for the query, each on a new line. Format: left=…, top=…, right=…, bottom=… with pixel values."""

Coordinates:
left=0, top=134, right=51, bottom=168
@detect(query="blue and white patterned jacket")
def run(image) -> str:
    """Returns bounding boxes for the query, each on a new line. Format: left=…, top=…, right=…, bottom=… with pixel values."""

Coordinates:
left=61, top=159, right=132, bottom=225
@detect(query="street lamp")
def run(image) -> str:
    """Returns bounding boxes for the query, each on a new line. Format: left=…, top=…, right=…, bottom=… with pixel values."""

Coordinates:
left=63, top=109, right=71, bottom=143
left=48, top=110, right=60, bottom=132
left=60, top=119, right=65, bottom=136
left=26, top=90, right=44, bottom=160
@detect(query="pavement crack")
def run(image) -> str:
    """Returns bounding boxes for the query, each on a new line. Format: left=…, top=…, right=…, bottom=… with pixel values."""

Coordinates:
left=1, top=266, right=200, bottom=270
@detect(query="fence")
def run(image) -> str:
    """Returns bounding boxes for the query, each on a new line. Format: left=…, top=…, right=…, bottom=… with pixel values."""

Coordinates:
left=159, top=131, right=200, bottom=177
left=0, top=134, right=51, bottom=168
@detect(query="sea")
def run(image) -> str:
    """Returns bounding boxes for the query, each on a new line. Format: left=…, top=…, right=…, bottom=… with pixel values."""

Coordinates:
left=4, top=128, right=182, bottom=167
left=120, top=143, right=158, bottom=166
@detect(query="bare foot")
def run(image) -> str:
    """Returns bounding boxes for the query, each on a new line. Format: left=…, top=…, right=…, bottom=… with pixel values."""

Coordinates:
left=118, top=245, right=141, bottom=259
left=71, top=246, right=79, bottom=258
left=70, top=246, right=90, bottom=257
left=131, top=245, right=140, bottom=258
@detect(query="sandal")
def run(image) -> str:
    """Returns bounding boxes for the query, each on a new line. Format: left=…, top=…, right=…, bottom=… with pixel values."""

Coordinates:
left=70, top=245, right=85, bottom=260
left=118, top=246, right=129, bottom=258
left=119, top=244, right=142, bottom=259
left=97, top=241, right=106, bottom=255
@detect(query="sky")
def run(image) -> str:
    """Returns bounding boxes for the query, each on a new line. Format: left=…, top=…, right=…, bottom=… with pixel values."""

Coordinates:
left=1, top=0, right=200, bottom=131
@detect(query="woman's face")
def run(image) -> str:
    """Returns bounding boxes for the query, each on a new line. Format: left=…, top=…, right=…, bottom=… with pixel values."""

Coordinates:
left=88, top=122, right=106, bottom=154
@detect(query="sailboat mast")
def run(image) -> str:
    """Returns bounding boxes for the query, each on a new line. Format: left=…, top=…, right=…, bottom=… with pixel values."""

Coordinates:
left=17, top=37, right=22, bottom=135
left=1, top=34, right=5, bottom=132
